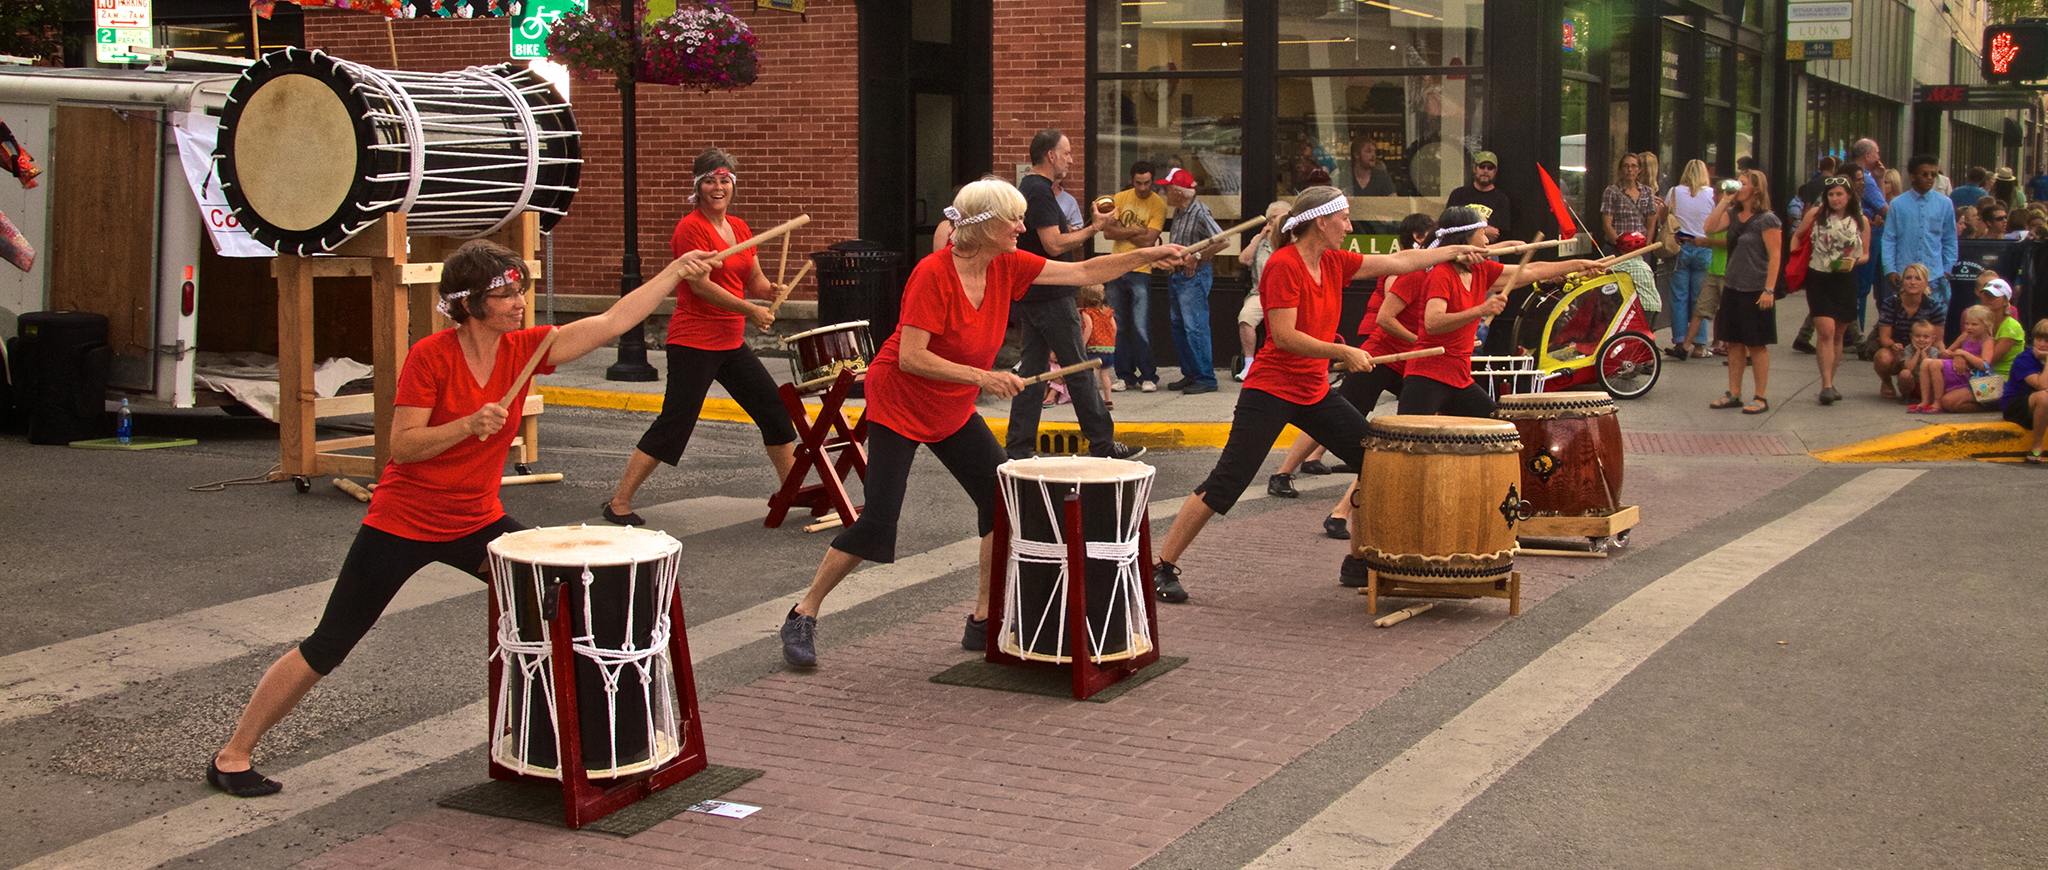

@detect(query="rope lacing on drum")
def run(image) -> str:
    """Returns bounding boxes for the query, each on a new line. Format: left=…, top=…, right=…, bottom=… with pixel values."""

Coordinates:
left=570, top=562, right=673, bottom=774
left=997, top=470, right=1155, bottom=665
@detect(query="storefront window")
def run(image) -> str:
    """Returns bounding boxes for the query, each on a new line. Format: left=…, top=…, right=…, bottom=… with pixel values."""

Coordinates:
left=1660, top=26, right=1682, bottom=93
left=1734, top=111, right=1756, bottom=167
left=1657, top=95, right=1677, bottom=178
left=1561, top=79, right=1588, bottom=205
left=1561, top=6, right=1592, bottom=74
left=1735, top=49, right=1760, bottom=108
left=1277, top=0, right=1485, bottom=70
left=1702, top=41, right=1723, bottom=98
left=1701, top=106, right=1720, bottom=170
left=1608, top=12, right=1630, bottom=89
left=1095, top=77, right=1245, bottom=216
left=1095, top=0, right=1246, bottom=74
left=1275, top=74, right=1484, bottom=222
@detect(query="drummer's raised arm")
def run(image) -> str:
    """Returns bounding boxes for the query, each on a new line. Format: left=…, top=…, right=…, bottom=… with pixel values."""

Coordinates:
left=1351, top=244, right=1486, bottom=281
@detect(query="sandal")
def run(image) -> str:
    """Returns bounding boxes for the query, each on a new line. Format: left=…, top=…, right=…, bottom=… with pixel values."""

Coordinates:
left=1741, top=396, right=1769, bottom=415
left=1709, top=392, right=1742, bottom=410
left=2026, top=451, right=2043, bottom=465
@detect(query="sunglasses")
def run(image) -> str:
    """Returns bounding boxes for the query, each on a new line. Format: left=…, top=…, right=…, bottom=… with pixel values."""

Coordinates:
left=1821, top=176, right=1849, bottom=186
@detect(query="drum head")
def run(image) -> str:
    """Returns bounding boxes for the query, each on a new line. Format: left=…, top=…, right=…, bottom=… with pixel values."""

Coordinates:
left=785, top=320, right=870, bottom=342
left=230, top=74, right=359, bottom=233
left=489, top=525, right=680, bottom=566
left=1000, top=456, right=1154, bottom=484
left=1367, top=415, right=1518, bottom=439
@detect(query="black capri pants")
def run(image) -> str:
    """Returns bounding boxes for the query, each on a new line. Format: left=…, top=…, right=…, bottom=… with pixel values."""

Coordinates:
left=636, top=343, right=797, bottom=465
left=831, top=415, right=1005, bottom=564
left=1338, top=364, right=1405, bottom=415
left=299, top=515, right=525, bottom=675
left=1396, top=374, right=1497, bottom=418
left=1195, top=388, right=1371, bottom=516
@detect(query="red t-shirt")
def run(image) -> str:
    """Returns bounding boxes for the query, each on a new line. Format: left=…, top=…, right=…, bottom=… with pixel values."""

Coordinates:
left=1360, top=270, right=1429, bottom=376
left=865, top=248, right=1047, bottom=442
left=664, top=211, right=759, bottom=351
left=1406, top=259, right=1504, bottom=388
left=366, top=326, right=557, bottom=541
left=1244, top=245, right=1364, bottom=405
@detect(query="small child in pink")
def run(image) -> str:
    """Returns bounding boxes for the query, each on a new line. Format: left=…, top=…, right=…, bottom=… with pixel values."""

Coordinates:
left=1913, top=305, right=1994, bottom=413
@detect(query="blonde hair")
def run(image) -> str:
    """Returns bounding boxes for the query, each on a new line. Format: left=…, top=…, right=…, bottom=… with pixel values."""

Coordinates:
left=1963, top=304, right=1996, bottom=331
left=948, top=176, right=1028, bottom=256
left=1678, top=159, right=1709, bottom=193
left=1975, top=269, right=2002, bottom=293
left=1900, top=263, right=1931, bottom=284
left=1637, top=151, right=1661, bottom=188
left=1076, top=283, right=1106, bottom=307
left=1737, top=169, right=1772, bottom=213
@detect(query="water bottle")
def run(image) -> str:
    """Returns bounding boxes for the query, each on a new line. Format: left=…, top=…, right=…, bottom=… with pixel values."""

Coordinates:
left=116, top=399, right=132, bottom=445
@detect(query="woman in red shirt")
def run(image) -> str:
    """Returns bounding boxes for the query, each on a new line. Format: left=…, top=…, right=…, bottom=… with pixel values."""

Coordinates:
left=604, top=148, right=798, bottom=526
left=1148, top=187, right=1485, bottom=604
left=779, top=177, right=1182, bottom=668
left=207, top=241, right=715, bottom=798
left=1393, top=206, right=1600, bottom=417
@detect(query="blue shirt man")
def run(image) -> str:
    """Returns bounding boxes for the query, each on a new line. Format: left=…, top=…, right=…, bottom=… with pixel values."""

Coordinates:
left=1883, top=157, right=1959, bottom=312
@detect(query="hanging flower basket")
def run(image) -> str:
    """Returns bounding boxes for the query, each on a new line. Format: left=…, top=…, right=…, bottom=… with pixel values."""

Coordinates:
left=545, top=0, right=760, bottom=92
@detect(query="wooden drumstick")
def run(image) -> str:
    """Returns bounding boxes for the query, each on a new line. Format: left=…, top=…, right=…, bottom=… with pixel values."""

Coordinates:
left=777, top=231, right=791, bottom=286
left=1485, top=232, right=1544, bottom=328
left=1333, top=346, right=1446, bottom=372
left=479, top=327, right=557, bottom=441
left=768, top=260, right=815, bottom=318
left=1594, top=244, right=1656, bottom=268
left=333, top=477, right=371, bottom=502
left=1374, top=602, right=1435, bottom=628
left=1485, top=238, right=1569, bottom=257
left=1020, top=357, right=1104, bottom=386
left=1179, top=215, right=1270, bottom=257
left=500, top=472, right=565, bottom=486
left=708, top=214, right=811, bottom=265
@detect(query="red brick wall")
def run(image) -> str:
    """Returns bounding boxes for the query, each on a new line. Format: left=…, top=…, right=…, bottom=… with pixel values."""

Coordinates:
left=301, top=1, right=1090, bottom=298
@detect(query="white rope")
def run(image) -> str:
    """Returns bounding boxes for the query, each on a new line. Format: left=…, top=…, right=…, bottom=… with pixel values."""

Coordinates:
left=468, top=64, right=543, bottom=239
left=997, top=468, right=1156, bottom=664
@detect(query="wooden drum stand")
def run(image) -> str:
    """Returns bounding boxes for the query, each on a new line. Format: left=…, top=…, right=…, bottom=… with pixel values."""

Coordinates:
left=764, top=368, right=869, bottom=532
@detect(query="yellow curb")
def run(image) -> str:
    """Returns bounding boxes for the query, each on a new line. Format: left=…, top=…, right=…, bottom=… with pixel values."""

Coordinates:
left=1811, top=422, right=2030, bottom=463
left=539, top=385, right=1296, bottom=451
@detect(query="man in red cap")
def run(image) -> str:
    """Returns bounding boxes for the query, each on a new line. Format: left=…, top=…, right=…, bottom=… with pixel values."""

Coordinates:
left=1160, top=166, right=1224, bottom=393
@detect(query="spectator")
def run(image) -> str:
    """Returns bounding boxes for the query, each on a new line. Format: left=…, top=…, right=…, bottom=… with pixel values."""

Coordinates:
left=1870, top=263, right=1948, bottom=402
left=1894, top=319, right=1943, bottom=408
left=1934, top=167, right=1954, bottom=197
left=1737, top=155, right=1758, bottom=173
left=1956, top=205, right=1984, bottom=240
left=1006, top=128, right=1145, bottom=461
left=1790, top=154, right=1840, bottom=220
left=1881, top=168, right=1903, bottom=202
left=1993, top=167, right=2023, bottom=213
left=1233, top=200, right=1296, bottom=382
left=1979, top=275, right=2028, bottom=381
left=1848, top=139, right=1888, bottom=345
left=1639, top=151, right=1673, bottom=324
left=1054, top=169, right=1084, bottom=231
left=1600, top=152, right=1660, bottom=248
left=1882, top=155, right=1960, bottom=333
left=1159, top=166, right=1224, bottom=394
left=1445, top=150, right=1513, bottom=237
left=1984, top=205, right=2020, bottom=240
left=1789, top=175, right=1870, bottom=405
left=1704, top=169, right=1781, bottom=415
left=1347, top=138, right=1396, bottom=196
left=1101, top=161, right=1168, bottom=392
left=1688, top=180, right=1737, bottom=359
left=1077, top=284, right=1117, bottom=407
left=2001, top=319, right=2048, bottom=464
left=1660, top=159, right=1716, bottom=359
left=2029, top=169, right=2048, bottom=205
left=1951, top=166, right=1990, bottom=211
left=1912, top=304, right=1997, bottom=414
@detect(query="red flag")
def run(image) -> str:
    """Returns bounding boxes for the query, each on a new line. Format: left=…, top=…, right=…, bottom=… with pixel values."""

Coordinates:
left=1539, top=164, right=1577, bottom=240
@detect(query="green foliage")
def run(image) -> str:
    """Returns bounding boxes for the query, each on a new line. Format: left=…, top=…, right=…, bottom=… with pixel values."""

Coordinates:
left=0, top=0, right=66, bottom=61
left=1988, top=0, right=2048, bottom=24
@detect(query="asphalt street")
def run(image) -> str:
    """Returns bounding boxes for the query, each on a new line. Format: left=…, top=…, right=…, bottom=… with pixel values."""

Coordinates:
left=1, top=347, right=2043, bottom=868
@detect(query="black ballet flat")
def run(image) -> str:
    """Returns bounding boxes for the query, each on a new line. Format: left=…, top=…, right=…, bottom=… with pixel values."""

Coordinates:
left=601, top=503, right=646, bottom=526
left=207, top=758, right=282, bottom=797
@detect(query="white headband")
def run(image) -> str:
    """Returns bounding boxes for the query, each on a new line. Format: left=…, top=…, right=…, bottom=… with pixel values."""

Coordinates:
left=1428, top=220, right=1491, bottom=248
left=944, top=206, right=996, bottom=227
left=1281, top=197, right=1348, bottom=234
left=438, top=268, right=520, bottom=316
left=687, top=167, right=737, bottom=203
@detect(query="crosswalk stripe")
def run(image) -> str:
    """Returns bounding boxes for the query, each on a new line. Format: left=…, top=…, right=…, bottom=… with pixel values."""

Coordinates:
left=11, top=469, right=1344, bottom=869
left=1245, top=468, right=1924, bottom=870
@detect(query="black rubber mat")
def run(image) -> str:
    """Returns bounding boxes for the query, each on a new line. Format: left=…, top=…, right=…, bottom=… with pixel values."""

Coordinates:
left=437, top=764, right=764, bottom=835
left=929, top=656, right=1187, bottom=703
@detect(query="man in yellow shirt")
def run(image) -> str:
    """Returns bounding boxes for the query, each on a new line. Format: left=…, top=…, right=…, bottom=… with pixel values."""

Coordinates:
left=1102, top=161, right=1170, bottom=392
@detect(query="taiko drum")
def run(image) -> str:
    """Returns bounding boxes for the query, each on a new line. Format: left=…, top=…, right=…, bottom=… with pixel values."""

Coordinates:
left=1353, top=415, right=1523, bottom=585
left=1492, top=391, right=1624, bottom=516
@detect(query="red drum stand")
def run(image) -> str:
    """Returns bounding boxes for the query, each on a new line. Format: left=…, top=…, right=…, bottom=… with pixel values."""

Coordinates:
left=765, top=369, right=868, bottom=531
left=986, top=491, right=1163, bottom=700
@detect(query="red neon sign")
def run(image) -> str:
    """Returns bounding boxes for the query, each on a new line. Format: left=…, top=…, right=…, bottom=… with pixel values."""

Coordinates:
left=1993, top=31, right=2020, bottom=75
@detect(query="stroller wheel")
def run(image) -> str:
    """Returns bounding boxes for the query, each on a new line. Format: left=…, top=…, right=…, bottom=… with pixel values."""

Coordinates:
left=1596, top=330, right=1661, bottom=399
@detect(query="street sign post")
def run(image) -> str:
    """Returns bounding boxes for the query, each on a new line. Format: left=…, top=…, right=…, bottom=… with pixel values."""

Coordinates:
left=95, top=0, right=152, bottom=64
left=512, top=0, right=589, bottom=60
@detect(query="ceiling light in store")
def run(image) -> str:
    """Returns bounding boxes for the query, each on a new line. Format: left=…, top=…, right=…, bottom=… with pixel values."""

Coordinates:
left=1279, top=37, right=1357, bottom=44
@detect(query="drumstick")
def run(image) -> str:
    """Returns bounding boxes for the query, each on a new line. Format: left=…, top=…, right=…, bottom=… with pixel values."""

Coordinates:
left=805, top=513, right=847, bottom=533
left=333, top=477, right=371, bottom=502
left=1020, top=358, right=1104, bottom=386
left=777, top=231, right=791, bottom=286
left=768, top=260, right=815, bottom=318
left=479, top=327, right=557, bottom=441
left=1514, top=547, right=1607, bottom=559
left=708, top=214, right=810, bottom=265
left=1595, top=244, right=1656, bottom=268
left=1485, top=233, right=1544, bottom=328
left=1332, top=346, right=1446, bottom=372
left=1486, top=238, right=1569, bottom=256
left=1373, top=602, right=1435, bottom=628
left=1179, top=216, right=1270, bottom=257
left=500, top=472, right=565, bottom=486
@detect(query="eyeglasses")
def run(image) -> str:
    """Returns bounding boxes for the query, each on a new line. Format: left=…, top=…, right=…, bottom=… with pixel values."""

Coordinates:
left=484, top=288, right=525, bottom=301
left=1821, top=176, right=1848, bottom=186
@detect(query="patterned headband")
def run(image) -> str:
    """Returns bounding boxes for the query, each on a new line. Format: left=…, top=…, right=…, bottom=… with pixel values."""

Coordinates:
left=1281, top=197, right=1348, bottom=234
left=944, top=206, right=997, bottom=227
left=437, top=268, right=521, bottom=316
left=1428, top=220, right=1491, bottom=248
left=688, top=167, right=737, bottom=203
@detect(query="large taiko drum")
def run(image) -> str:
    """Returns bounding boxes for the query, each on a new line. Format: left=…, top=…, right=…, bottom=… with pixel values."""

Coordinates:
left=998, top=457, right=1155, bottom=663
left=217, top=48, right=581, bottom=255
left=1493, top=391, right=1624, bottom=516
left=488, top=525, right=685, bottom=780
left=785, top=320, right=872, bottom=393
left=1353, top=415, right=1523, bottom=584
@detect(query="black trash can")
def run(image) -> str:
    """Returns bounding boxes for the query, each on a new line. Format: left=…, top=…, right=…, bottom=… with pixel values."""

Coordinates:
left=12, top=311, right=113, bottom=445
left=1950, top=238, right=2032, bottom=341
left=811, top=240, right=906, bottom=346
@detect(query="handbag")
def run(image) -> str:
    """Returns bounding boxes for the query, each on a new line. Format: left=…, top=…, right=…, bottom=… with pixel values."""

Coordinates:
left=1783, top=224, right=1811, bottom=294
left=1969, top=369, right=2005, bottom=405
left=1655, top=209, right=1682, bottom=257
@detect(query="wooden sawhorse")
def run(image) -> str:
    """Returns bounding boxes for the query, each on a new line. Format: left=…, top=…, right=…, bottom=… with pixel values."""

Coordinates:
left=764, top=369, right=868, bottom=531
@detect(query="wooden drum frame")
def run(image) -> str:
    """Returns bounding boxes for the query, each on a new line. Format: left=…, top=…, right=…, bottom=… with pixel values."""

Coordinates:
left=1493, top=391, right=1624, bottom=517
left=1352, top=415, right=1525, bottom=615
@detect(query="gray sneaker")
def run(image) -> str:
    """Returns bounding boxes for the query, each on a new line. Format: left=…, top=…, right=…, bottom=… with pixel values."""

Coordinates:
left=780, top=611, right=818, bottom=667
left=1102, top=442, right=1147, bottom=461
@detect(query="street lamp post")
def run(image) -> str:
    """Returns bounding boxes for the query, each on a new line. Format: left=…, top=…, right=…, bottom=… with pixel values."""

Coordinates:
left=605, top=4, right=657, bottom=381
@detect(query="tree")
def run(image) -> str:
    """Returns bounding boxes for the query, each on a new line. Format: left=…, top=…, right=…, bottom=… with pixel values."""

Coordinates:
left=0, top=0, right=66, bottom=62
left=1989, top=0, right=2048, bottom=24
